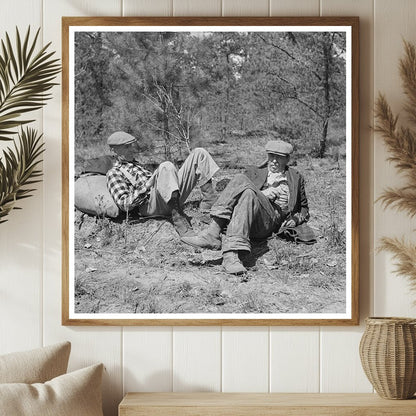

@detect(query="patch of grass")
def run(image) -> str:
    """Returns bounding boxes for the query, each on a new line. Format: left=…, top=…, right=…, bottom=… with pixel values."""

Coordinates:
left=73, top=151, right=347, bottom=315
left=74, top=276, right=89, bottom=297
left=176, top=281, right=193, bottom=298
left=241, top=292, right=268, bottom=313
left=309, top=273, right=340, bottom=290
left=322, top=194, right=346, bottom=251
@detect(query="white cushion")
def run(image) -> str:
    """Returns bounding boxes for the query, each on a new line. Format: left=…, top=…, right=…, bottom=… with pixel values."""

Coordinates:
left=0, top=363, right=104, bottom=416
left=0, top=342, right=71, bottom=384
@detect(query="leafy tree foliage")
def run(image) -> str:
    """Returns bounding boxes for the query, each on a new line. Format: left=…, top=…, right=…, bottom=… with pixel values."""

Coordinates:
left=74, top=30, right=346, bottom=162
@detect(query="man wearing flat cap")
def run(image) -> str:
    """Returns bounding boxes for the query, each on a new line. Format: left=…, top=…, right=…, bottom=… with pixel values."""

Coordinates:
left=106, top=131, right=219, bottom=236
left=181, top=139, right=310, bottom=274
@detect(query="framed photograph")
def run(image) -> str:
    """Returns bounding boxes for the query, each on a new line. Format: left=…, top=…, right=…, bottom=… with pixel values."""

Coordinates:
left=62, top=17, right=359, bottom=325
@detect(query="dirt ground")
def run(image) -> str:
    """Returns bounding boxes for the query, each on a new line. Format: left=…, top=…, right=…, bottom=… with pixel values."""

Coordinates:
left=73, top=159, right=346, bottom=315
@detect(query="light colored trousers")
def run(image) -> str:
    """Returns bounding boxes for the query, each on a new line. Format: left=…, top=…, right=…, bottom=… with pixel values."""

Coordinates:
left=138, top=148, right=219, bottom=217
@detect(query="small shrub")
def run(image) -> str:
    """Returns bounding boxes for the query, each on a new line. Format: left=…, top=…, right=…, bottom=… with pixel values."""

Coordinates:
left=74, top=277, right=89, bottom=297
left=222, top=154, right=242, bottom=169
left=323, top=195, right=345, bottom=250
left=176, top=281, right=192, bottom=298
left=241, top=292, right=267, bottom=313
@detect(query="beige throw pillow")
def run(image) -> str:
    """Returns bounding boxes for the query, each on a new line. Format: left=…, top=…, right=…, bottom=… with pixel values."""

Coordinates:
left=0, top=341, right=71, bottom=384
left=0, top=363, right=104, bottom=416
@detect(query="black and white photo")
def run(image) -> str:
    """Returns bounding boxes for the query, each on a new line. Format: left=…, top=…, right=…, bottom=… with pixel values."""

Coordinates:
left=62, top=17, right=359, bottom=325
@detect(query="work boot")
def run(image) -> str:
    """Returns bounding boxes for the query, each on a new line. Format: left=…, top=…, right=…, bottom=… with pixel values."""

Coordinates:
left=222, top=251, right=247, bottom=275
left=168, top=191, right=194, bottom=237
left=199, top=180, right=218, bottom=212
left=171, top=208, right=194, bottom=237
left=181, top=220, right=222, bottom=250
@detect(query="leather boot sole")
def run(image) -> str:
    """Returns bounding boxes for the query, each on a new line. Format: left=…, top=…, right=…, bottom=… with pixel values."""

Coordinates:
left=222, top=252, right=247, bottom=275
left=223, top=263, right=247, bottom=275
left=180, top=234, right=221, bottom=250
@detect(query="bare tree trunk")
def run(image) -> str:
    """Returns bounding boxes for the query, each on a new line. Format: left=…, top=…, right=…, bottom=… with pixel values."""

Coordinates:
left=319, top=35, right=331, bottom=158
left=162, top=99, right=172, bottom=161
left=220, top=51, right=232, bottom=142
left=319, top=118, right=329, bottom=158
left=94, top=32, right=104, bottom=136
left=221, top=87, right=230, bottom=141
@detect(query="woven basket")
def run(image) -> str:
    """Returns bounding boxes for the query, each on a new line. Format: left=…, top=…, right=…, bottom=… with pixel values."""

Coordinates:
left=359, top=317, right=416, bottom=399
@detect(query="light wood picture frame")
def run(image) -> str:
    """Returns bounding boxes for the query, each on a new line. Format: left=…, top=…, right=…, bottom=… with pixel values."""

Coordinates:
left=62, top=16, right=359, bottom=326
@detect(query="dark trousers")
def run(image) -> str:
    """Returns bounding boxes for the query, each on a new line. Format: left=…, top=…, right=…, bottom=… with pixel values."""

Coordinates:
left=210, top=174, right=281, bottom=253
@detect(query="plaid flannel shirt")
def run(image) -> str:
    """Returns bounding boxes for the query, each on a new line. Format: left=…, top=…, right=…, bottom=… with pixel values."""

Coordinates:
left=106, top=160, right=153, bottom=212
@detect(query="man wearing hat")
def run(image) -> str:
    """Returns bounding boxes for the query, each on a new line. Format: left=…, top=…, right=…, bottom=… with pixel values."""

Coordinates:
left=106, top=131, right=219, bottom=236
left=181, top=139, right=310, bottom=274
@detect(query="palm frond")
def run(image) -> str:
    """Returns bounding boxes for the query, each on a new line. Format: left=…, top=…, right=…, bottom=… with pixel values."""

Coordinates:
left=378, top=237, right=416, bottom=298
left=0, top=127, right=44, bottom=223
left=0, top=27, right=61, bottom=141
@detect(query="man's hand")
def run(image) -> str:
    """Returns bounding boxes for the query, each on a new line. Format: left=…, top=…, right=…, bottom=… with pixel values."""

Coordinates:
left=282, top=218, right=296, bottom=228
left=261, top=187, right=280, bottom=200
left=136, top=187, right=149, bottom=195
left=145, top=171, right=157, bottom=190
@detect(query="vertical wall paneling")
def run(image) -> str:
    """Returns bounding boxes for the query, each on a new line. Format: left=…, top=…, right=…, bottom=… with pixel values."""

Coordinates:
left=320, top=328, right=373, bottom=392
left=0, top=0, right=41, bottom=33
left=173, top=327, right=221, bottom=392
left=270, top=0, right=320, bottom=16
left=173, top=0, right=222, bottom=16
left=222, top=0, right=270, bottom=17
left=222, top=327, right=269, bottom=392
left=123, top=328, right=173, bottom=393
left=268, top=0, right=322, bottom=394
left=270, top=327, right=320, bottom=392
left=0, top=0, right=43, bottom=355
left=320, top=0, right=375, bottom=393
left=42, top=2, right=124, bottom=415
left=3, top=0, right=416, bottom=413
left=123, top=0, right=173, bottom=16
left=374, top=0, right=416, bottom=317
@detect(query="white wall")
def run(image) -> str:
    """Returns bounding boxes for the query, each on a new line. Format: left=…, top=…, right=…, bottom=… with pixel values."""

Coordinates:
left=1, top=1, right=416, bottom=415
